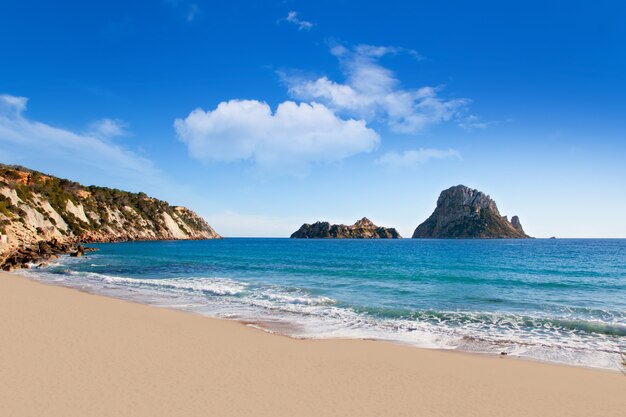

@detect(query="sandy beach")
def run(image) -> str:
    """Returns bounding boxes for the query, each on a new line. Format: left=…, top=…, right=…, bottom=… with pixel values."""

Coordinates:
left=1, top=271, right=624, bottom=417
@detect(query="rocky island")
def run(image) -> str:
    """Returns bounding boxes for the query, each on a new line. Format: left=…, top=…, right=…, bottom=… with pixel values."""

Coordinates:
left=0, top=165, right=221, bottom=269
left=291, top=217, right=401, bottom=239
left=412, top=185, right=530, bottom=239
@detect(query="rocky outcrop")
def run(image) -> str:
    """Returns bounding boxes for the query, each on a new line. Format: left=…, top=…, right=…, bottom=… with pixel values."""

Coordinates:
left=0, top=164, right=221, bottom=269
left=1, top=239, right=99, bottom=271
left=510, top=216, right=524, bottom=233
left=412, top=185, right=530, bottom=239
left=291, top=217, right=401, bottom=239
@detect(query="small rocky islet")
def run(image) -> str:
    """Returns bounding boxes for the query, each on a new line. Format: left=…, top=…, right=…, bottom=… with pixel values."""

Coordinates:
left=290, top=217, right=401, bottom=239
left=412, top=185, right=529, bottom=239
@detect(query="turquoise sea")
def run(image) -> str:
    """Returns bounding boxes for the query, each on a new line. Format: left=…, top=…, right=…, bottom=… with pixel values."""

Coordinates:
left=22, top=238, right=626, bottom=370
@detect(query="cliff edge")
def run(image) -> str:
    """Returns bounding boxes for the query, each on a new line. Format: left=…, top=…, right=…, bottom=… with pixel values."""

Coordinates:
left=0, top=164, right=220, bottom=269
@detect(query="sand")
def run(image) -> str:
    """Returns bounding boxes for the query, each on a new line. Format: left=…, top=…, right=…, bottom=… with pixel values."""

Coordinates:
left=1, top=272, right=624, bottom=417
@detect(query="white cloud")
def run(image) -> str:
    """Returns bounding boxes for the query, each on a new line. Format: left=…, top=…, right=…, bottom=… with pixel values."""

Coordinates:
left=88, top=118, right=129, bottom=139
left=175, top=44, right=474, bottom=175
left=283, top=11, right=313, bottom=31
left=174, top=99, right=379, bottom=172
left=0, top=94, right=28, bottom=115
left=375, top=148, right=461, bottom=169
left=285, top=44, right=468, bottom=133
left=0, top=94, right=158, bottom=184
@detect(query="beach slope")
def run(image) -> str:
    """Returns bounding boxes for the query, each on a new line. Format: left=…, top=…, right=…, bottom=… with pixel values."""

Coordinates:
left=1, top=272, right=624, bottom=417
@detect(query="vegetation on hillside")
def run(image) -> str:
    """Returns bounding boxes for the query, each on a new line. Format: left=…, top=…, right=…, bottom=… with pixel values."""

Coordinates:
left=0, top=164, right=215, bottom=238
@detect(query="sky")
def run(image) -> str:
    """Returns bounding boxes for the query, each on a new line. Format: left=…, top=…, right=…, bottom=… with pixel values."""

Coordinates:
left=1, top=0, right=625, bottom=237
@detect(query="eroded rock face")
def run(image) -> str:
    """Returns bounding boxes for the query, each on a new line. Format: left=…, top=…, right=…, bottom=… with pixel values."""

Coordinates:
left=0, top=164, right=221, bottom=269
left=291, top=217, right=401, bottom=239
left=412, top=185, right=529, bottom=239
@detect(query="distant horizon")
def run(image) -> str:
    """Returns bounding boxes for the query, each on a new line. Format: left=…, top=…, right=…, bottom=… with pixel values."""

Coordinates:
left=1, top=1, right=624, bottom=238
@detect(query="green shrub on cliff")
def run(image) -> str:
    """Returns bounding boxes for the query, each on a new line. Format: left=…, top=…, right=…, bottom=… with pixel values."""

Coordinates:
left=0, top=164, right=219, bottom=243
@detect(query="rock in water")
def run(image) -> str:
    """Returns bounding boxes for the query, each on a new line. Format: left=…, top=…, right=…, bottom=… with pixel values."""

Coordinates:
left=510, top=216, right=524, bottom=233
left=291, top=217, right=401, bottom=239
left=412, top=185, right=529, bottom=238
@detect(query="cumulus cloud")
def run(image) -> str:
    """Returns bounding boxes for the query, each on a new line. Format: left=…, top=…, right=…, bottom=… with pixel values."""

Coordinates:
left=283, top=11, right=313, bottom=31
left=375, top=148, right=461, bottom=169
left=0, top=94, right=158, bottom=184
left=175, top=44, right=474, bottom=174
left=284, top=44, right=468, bottom=133
left=174, top=99, right=379, bottom=171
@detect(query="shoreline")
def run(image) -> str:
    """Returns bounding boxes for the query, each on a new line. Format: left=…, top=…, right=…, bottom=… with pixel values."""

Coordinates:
left=1, top=271, right=625, bottom=417
left=17, top=260, right=624, bottom=372
left=15, top=265, right=626, bottom=372
left=240, top=316, right=623, bottom=373
left=14, top=271, right=620, bottom=373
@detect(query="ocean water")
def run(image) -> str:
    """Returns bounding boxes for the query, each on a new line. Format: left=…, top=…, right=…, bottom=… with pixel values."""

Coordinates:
left=20, top=238, right=626, bottom=370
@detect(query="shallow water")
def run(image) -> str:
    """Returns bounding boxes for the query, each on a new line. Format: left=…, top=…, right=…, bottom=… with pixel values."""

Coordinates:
left=21, top=238, right=626, bottom=370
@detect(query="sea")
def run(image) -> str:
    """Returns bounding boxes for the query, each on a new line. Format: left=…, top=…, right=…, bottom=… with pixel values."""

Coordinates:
left=19, top=238, right=626, bottom=370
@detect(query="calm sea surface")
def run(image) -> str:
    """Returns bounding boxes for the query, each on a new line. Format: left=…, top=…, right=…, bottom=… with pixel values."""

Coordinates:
left=21, top=238, right=626, bottom=370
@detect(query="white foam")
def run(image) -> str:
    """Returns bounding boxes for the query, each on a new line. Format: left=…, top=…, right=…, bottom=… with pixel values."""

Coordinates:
left=74, top=272, right=248, bottom=296
left=19, top=265, right=626, bottom=371
left=261, top=290, right=336, bottom=306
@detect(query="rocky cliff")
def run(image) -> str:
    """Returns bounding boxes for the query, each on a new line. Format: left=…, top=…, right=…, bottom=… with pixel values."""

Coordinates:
left=291, top=217, right=401, bottom=239
left=0, top=165, right=221, bottom=269
left=412, top=185, right=529, bottom=239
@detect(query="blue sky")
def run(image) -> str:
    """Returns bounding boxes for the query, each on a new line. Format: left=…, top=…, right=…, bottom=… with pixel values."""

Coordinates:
left=1, top=0, right=625, bottom=237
